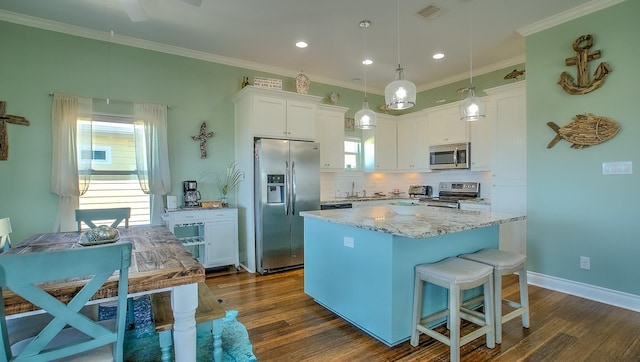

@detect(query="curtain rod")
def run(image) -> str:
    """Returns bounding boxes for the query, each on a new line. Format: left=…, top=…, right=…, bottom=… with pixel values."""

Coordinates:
left=48, top=92, right=172, bottom=109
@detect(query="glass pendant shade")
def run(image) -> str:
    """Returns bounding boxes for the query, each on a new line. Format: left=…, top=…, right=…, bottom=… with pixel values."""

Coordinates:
left=459, top=87, right=486, bottom=121
left=385, top=67, right=416, bottom=110
left=355, top=99, right=376, bottom=129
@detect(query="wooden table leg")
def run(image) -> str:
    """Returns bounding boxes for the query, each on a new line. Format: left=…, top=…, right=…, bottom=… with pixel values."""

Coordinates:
left=171, top=283, right=198, bottom=362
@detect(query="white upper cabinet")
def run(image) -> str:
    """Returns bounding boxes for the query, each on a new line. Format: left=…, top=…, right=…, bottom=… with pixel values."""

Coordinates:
left=317, top=104, right=348, bottom=171
left=232, top=86, right=322, bottom=141
left=397, top=111, right=429, bottom=172
left=469, top=103, right=492, bottom=171
left=425, top=103, right=469, bottom=145
left=363, top=114, right=397, bottom=172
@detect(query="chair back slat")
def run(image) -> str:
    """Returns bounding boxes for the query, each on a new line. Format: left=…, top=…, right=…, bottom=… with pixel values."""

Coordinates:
left=0, top=242, right=131, bottom=361
left=0, top=218, right=12, bottom=252
left=75, top=208, right=131, bottom=231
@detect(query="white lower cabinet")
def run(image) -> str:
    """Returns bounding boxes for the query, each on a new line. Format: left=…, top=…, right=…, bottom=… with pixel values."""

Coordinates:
left=162, top=208, right=239, bottom=269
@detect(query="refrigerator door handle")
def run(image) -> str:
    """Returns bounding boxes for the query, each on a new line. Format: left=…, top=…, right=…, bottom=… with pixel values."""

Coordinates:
left=284, top=160, right=290, bottom=215
left=291, top=161, right=296, bottom=215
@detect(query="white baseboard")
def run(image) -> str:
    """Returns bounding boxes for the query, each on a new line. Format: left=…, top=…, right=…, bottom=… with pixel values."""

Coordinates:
left=527, top=271, right=640, bottom=312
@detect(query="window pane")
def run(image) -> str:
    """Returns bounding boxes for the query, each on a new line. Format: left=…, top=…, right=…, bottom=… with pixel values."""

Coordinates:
left=344, top=140, right=359, bottom=153
left=78, top=115, right=150, bottom=225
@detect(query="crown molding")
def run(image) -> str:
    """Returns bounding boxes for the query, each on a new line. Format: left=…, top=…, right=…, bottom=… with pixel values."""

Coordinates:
left=518, top=0, right=626, bottom=37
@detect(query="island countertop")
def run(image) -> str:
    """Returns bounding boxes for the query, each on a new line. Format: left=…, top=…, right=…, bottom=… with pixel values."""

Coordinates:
left=300, top=205, right=525, bottom=239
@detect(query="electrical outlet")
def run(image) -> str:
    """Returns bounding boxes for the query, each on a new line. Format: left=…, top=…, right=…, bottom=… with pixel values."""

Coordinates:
left=344, top=236, right=354, bottom=248
left=580, top=256, right=590, bottom=270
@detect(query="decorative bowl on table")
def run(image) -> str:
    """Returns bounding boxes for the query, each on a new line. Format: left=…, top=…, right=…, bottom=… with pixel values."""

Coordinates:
left=80, top=225, right=120, bottom=246
left=388, top=201, right=419, bottom=215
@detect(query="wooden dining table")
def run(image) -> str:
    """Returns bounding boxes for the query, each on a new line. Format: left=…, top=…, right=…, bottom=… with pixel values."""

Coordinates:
left=3, top=225, right=205, bottom=362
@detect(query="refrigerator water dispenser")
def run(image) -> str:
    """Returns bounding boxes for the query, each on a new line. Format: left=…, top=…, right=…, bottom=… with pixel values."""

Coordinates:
left=266, top=174, right=284, bottom=203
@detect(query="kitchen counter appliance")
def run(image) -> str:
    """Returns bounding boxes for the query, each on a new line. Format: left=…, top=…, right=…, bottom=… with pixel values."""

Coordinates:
left=408, top=185, right=432, bottom=199
left=255, top=138, right=320, bottom=274
left=421, top=182, right=480, bottom=208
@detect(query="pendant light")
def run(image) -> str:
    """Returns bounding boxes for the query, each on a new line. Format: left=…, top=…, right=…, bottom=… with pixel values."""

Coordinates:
left=385, top=0, right=416, bottom=110
left=355, top=20, right=376, bottom=130
left=459, top=4, right=486, bottom=121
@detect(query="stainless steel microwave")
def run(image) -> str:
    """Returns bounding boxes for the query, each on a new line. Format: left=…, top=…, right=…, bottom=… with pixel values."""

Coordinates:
left=428, top=142, right=470, bottom=170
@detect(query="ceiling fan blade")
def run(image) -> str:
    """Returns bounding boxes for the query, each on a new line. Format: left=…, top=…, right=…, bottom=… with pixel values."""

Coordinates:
left=119, top=0, right=149, bottom=22
left=179, top=0, right=203, bottom=6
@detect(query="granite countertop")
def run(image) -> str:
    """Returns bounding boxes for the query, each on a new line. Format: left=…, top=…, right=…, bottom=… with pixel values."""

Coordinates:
left=321, top=195, right=414, bottom=204
left=300, top=205, right=524, bottom=239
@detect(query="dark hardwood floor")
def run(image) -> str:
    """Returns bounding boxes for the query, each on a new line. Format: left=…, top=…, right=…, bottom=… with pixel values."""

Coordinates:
left=205, top=268, right=640, bottom=361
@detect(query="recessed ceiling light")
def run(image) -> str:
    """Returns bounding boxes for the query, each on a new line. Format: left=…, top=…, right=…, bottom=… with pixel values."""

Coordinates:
left=296, top=41, right=308, bottom=48
left=362, top=59, right=373, bottom=65
left=432, top=52, right=445, bottom=60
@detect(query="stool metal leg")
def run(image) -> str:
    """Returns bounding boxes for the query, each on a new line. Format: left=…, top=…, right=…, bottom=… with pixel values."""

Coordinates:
left=410, top=274, right=424, bottom=347
left=519, top=265, right=530, bottom=328
left=494, top=269, right=503, bottom=344
left=449, top=284, right=461, bottom=362
left=484, top=277, right=495, bottom=348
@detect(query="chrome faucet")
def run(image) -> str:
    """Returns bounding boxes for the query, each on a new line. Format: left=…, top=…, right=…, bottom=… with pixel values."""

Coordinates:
left=351, top=182, right=355, bottom=197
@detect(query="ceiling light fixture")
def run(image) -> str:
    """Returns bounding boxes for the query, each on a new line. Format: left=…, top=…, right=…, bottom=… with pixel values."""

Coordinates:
left=385, top=0, right=416, bottom=111
left=432, top=52, right=445, bottom=60
left=459, top=4, right=486, bottom=121
left=295, top=41, right=308, bottom=48
left=355, top=20, right=376, bottom=130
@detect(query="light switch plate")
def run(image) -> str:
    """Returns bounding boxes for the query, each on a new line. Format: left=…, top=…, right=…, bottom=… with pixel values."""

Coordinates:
left=602, top=161, right=632, bottom=175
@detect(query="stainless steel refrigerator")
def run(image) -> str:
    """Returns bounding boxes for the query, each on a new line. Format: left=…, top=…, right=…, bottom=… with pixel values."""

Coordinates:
left=254, top=138, right=320, bottom=273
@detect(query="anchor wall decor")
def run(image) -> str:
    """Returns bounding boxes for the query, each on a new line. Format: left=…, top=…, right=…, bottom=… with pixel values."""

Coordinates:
left=558, top=34, right=611, bottom=95
left=0, top=101, right=30, bottom=161
left=191, top=121, right=215, bottom=159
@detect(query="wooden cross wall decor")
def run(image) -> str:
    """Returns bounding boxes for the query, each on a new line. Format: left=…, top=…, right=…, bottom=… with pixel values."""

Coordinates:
left=0, top=101, right=30, bottom=161
left=191, top=121, right=215, bottom=159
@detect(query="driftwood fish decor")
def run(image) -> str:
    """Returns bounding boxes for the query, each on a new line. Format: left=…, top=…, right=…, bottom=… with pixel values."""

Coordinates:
left=547, top=113, right=619, bottom=149
left=558, top=35, right=611, bottom=95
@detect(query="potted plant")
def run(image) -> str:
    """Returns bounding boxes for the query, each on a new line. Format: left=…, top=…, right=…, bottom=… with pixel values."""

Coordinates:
left=217, top=161, right=243, bottom=207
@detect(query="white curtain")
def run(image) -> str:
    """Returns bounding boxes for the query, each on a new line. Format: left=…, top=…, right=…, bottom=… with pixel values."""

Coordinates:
left=134, top=103, right=171, bottom=225
left=51, top=94, right=93, bottom=232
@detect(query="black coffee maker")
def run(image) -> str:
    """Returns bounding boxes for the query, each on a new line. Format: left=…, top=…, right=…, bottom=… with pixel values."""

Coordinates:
left=183, top=180, right=201, bottom=207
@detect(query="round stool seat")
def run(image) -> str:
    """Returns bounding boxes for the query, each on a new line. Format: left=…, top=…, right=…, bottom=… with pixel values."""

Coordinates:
left=459, top=248, right=530, bottom=344
left=416, top=257, right=493, bottom=286
left=459, top=248, right=525, bottom=271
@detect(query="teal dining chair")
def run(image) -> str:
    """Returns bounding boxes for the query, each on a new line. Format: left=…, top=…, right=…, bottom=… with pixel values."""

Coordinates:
left=75, top=207, right=131, bottom=231
left=74, top=207, right=135, bottom=328
left=0, top=217, right=12, bottom=252
left=0, top=242, right=132, bottom=361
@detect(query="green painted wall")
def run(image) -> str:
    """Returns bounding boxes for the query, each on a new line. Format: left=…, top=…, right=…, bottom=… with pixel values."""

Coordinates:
left=526, top=0, right=639, bottom=294
left=1, top=19, right=520, bottom=244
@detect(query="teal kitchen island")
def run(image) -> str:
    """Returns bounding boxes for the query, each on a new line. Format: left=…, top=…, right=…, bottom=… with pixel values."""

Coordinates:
left=300, top=205, right=525, bottom=346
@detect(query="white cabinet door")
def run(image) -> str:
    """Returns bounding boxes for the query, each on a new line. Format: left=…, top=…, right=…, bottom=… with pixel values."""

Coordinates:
left=251, top=95, right=287, bottom=138
left=485, top=82, right=527, bottom=254
left=397, top=112, right=429, bottom=171
left=204, top=209, right=239, bottom=268
left=317, top=105, right=347, bottom=170
left=469, top=110, right=492, bottom=171
left=363, top=115, right=397, bottom=172
left=426, top=104, right=469, bottom=145
left=286, top=100, right=317, bottom=140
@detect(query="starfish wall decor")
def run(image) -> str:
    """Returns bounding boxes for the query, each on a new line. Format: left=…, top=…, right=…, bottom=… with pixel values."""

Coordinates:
left=191, top=121, right=215, bottom=159
left=0, top=101, right=30, bottom=161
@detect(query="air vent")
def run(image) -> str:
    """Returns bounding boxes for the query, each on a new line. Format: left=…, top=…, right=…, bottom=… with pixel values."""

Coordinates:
left=417, top=4, right=446, bottom=20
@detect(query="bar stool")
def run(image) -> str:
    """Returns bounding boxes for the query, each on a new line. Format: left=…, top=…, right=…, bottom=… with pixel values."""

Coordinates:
left=410, top=257, right=495, bottom=362
left=459, top=248, right=530, bottom=344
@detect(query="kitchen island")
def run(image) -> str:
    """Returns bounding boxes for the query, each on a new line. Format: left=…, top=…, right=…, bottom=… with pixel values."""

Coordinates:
left=300, top=205, right=525, bottom=346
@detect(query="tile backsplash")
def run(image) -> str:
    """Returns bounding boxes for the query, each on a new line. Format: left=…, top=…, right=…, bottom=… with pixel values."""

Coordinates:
left=321, top=170, right=492, bottom=201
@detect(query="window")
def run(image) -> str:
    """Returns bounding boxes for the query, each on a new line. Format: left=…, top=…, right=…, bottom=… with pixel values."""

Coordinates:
left=344, top=137, right=362, bottom=171
left=78, top=114, right=150, bottom=225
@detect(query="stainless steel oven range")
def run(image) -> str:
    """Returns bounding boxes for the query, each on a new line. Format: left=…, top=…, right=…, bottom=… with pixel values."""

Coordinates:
left=420, top=182, right=480, bottom=209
